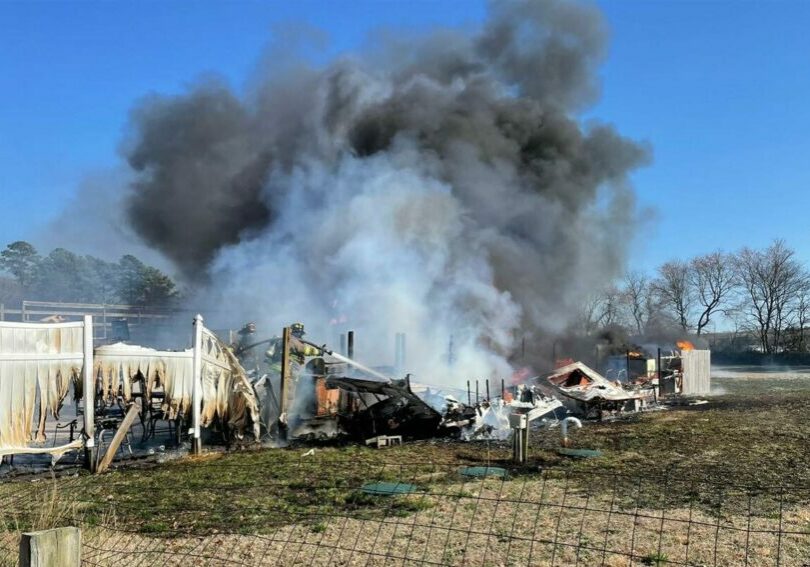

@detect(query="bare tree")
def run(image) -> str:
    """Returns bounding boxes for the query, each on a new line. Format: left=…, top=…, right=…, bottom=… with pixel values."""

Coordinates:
left=575, top=286, right=625, bottom=335
left=736, top=240, right=808, bottom=354
left=689, top=251, right=738, bottom=335
left=575, top=293, right=606, bottom=335
left=596, top=285, right=624, bottom=329
left=653, top=261, right=692, bottom=332
left=622, top=271, right=651, bottom=335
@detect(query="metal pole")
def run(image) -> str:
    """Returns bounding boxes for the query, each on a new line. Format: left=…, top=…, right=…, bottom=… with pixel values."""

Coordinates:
left=347, top=331, right=354, bottom=360
left=475, top=380, right=479, bottom=404
left=657, top=347, right=662, bottom=381
left=486, top=379, right=490, bottom=401
left=191, top=314, right=203, bottom=455
left=467, top=380, right=471, bottom=406
left=626, top=349, right=631, bottom=381
left=657, top=347, right=662, bottom=396
left=82, top=315, right=96, bottom=471
left=501, top=378, right=505, bottom=399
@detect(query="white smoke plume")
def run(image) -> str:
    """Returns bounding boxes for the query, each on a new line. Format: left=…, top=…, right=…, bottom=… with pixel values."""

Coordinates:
left=120, top=0, right=650, bottom=384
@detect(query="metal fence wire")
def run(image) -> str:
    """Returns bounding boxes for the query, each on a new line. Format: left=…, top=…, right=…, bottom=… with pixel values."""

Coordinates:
left=1, top=459, right=809, bottom=566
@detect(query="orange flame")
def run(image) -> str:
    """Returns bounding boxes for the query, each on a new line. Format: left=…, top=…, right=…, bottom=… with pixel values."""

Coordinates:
left=676, top=340, right=695, bottom=351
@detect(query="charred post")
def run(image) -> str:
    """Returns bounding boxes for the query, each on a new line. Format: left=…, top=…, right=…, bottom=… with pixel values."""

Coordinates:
left=279, top=326, right=292, bottom=439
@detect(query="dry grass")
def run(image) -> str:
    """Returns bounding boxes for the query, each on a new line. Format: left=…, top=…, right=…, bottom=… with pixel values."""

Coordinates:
left=2, top=371, right=810, bottom=565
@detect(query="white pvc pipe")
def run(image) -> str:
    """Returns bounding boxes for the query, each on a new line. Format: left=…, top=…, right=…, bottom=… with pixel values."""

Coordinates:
left=560, top=416, right=582, bottom=442
left=191, top=314, right=204, bottom=453
left=82, top=315, right=95, bottom=451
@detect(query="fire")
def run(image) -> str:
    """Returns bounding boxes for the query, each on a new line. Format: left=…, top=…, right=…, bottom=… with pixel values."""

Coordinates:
left=676, top=340, right=695, bottom=352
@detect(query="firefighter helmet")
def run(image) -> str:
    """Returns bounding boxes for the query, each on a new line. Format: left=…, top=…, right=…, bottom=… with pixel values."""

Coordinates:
left=290, top=322, right=305, bottom=337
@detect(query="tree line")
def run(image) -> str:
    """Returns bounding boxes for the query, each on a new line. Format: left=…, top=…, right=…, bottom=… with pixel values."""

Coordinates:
left=577, top=239, right=810, bottom=354
left=0, top=241, right=178, bottom=307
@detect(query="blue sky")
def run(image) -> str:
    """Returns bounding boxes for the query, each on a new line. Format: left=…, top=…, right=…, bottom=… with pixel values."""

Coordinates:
left=2, top=0, right=810, bottom=275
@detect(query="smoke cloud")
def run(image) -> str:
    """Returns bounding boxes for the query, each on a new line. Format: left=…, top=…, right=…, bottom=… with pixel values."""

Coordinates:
left=121, top=0, right=650, bottom=384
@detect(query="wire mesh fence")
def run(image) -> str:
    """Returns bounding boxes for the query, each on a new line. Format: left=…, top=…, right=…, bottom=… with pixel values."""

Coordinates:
left=1, top=458, right=809, bottom=566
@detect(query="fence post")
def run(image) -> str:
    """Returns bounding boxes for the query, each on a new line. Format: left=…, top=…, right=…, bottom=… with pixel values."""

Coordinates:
left=191, top=314, right=203, bottom=455
left=278, top=326, right=292, bottom=440
left=82, top=315, right=96, bottom=472
left=19, top=527, right=81, bottom=567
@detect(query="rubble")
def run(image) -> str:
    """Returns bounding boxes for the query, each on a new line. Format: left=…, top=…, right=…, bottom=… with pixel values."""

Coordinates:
left=542, top=361, right=651, bottom=419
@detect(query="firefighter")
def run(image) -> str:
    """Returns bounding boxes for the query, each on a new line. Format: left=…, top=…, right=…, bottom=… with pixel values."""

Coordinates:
left=232, top=322, right=260, bottom=373
left=264, top=323, right=321, bottom=373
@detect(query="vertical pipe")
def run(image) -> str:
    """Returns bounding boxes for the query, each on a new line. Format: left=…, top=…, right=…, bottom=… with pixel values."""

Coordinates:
left=82, top=315, right=96, bottom=471
left=467, top=380, right=471, bottom=406
left=626, top=349, right=631, bottom=382
left=339, top=333, right=346, bottom=356
left=523, top=424, right=529, bottom=463
left=657, top=347, right=662, bottom=395
left=501, top=378, right=505, bottom=399
left=191, top=314, right=203, bottom=455
left=475, top=380, right=479, bottom=404
left=347, top=330, right=355, bottom=360
left=486, top=379, right=490, bottom=401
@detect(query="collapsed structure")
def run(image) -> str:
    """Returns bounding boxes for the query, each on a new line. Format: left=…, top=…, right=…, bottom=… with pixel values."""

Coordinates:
left=543, top=361, right=648, bottom=418
left=0, top=308, right=714, bottom=472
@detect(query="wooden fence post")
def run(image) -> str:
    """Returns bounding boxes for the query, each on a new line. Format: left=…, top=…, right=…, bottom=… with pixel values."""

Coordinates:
left=82, top=315, right=96, bottom=472
left=278, top=326, right=292, bottom=440
left=191, top=314, right=203, bottom=455
left=19, top=527, right=81, bottom=567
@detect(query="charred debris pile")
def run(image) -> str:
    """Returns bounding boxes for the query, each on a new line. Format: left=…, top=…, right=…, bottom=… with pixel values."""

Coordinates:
left=223, top=325, right=712, bottom=449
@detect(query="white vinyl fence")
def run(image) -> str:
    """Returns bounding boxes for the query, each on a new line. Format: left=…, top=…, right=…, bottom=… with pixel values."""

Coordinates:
left=0, top=316, right=93, bottom=460
left=0, top=314, right=257, bottom=467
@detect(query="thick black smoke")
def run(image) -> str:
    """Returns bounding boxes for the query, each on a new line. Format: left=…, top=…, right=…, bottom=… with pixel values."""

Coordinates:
left=121, top=0, right=650, bottom=380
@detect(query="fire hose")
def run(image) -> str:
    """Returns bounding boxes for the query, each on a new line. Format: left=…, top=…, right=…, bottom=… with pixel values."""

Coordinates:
left=235, top=335, right=391, bottom=383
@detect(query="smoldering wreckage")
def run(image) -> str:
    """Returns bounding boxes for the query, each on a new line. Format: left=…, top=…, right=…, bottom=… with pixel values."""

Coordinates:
left=0, top=313, right=711, bottom=471
left=232, top=324, right=711, bottom=448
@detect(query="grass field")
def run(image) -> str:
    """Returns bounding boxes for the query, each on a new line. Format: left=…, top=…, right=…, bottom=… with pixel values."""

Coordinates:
left=1, top=370, right=809, bottom=565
